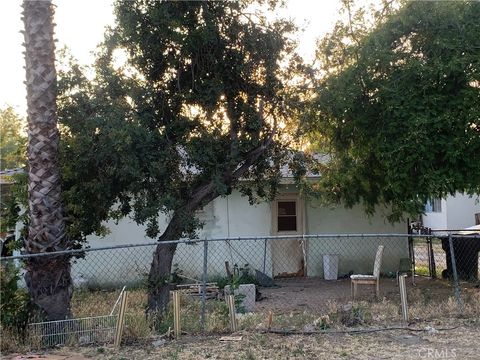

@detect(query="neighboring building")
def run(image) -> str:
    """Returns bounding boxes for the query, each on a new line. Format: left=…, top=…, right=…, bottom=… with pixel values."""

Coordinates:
left=422, top=193, right=480, bottom=230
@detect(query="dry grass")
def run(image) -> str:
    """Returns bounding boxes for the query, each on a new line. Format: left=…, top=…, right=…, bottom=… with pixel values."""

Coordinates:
left=67, top=319, right=480, bottom=360
left=2, top=281, right=479, bottom=355
left=0, top=327, right=30, bottom=354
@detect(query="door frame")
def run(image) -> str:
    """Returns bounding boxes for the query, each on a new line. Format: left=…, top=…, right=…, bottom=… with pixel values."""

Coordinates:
left=271, top=193, right=308, bottom=277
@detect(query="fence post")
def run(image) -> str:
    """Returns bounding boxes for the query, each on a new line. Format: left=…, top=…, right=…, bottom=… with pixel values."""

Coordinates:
left=448, top=234, right=463, bottom=309
left=114, top=290, right=128, bottom=349
left=426, top=236, right=437, bottom=278
left=226, top=294, right=237, bottom=332
left=399, top=274, right=409, bottom=323
left=200, top=239, right=208, bottom=331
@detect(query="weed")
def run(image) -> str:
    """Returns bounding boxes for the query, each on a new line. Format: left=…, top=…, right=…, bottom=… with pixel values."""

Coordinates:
left=0, top=262, right=37, bottom=352
left=167, top=347, right=180, bottom=360
left=292, top=346, right=305, bottom=356
left=241, top=348, right=256, bottom=360
left=250, top=333, right=267, bottom=346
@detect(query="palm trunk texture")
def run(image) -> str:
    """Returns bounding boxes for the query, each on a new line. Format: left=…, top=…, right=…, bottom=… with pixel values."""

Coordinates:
left=23, top=0, right=72, bottom=321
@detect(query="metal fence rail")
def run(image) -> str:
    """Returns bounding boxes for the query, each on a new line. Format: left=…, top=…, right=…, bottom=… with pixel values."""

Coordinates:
left=1, top=233, right=479, bottom=348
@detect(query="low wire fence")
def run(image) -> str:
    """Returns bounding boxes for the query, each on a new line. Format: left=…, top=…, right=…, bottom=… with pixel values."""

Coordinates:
left=1, top=233, right=479, bottom=349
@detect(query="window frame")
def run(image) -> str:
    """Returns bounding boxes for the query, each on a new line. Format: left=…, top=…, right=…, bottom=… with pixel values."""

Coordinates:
left=425, top=198, right=442, bottom=213
left=272, top=194, right=303, bottom=235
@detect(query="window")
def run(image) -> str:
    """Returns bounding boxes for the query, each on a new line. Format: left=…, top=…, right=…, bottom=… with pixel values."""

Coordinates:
left=425, top=198, right=442, bottom=213
left=277, top=201, right=297, bottom=231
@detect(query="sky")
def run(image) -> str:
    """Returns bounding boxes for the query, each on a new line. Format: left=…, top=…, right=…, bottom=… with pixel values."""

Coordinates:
left=0, top=0, right=344, bottom=117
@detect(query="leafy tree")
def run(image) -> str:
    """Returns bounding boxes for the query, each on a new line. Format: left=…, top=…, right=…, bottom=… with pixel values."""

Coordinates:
left=308, top=0, right=480, bottom=220
left=57, top=0, right=309, bottom=313
left=0, top=107, right=26, bottom=247
left=0, top=107, right=26, bottom=171
left=22, top=0, right=72, bottom=320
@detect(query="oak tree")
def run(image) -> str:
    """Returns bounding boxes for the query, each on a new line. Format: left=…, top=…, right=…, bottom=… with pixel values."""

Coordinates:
left=57, top=0, right=308, bottom=313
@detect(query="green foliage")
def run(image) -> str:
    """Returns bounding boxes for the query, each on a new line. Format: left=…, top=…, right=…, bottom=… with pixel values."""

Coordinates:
left=0, top=107, right=27, bottom=242
left=212, top=263, right=258, bottom=289
left=56, top=0, right=310, bottom=242
left=0, top=193, right=20, bottom=236
left=308, top=0, right=480, bottom=220
left=231, top=263, right=258, bottom=288
left=0, top=107, right=26, bottom=171
left=0, top=263, right=36, bottom=336
left=0, top=173, right=28, bottom=241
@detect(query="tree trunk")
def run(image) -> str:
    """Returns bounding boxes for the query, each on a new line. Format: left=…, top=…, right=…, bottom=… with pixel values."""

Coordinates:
left=144, top=144, right=271, bottom=315
left=147, top=242, right=178, bottom=314
left=24, top=256, right=72, bottom=321
left=23, top=0, right=72, bottom=321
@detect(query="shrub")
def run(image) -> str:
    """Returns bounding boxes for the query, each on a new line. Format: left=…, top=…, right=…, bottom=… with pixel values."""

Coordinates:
left=0, top=262, right=36, bottom=337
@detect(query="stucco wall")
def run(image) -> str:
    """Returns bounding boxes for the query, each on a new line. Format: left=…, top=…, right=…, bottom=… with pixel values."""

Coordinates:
left=446, top=194, right=480, bottom=230
left=72, top=190, right=408, bottom=286
left=305, top=200, right=408, bottom=276
left=74, top=191, right=273, bottom=287
left=421, top=194, right=480, bottom=230
left=422, top=199, right=448, bottom=230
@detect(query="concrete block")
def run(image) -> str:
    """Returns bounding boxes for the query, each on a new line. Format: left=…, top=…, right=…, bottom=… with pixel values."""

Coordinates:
left=224, top=284, right=256, bottom=313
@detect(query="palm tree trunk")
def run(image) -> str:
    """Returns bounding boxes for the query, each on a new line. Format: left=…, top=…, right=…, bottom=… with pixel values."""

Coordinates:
left=22, top=0, right=72, bottom=321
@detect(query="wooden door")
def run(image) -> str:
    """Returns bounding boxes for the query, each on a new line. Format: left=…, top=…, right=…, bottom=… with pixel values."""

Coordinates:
left=271, top=195, right=306, bottom=278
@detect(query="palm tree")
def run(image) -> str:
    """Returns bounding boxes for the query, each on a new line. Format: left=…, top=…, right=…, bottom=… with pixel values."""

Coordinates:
left=22, top=0, right=72, bottom=321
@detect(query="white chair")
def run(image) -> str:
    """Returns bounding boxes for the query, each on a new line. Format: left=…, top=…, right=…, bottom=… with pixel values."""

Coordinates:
left=350, top=245, right=384, bottom=300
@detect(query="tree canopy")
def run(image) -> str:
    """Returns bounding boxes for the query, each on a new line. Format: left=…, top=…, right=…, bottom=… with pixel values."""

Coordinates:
left=0, top=107, right=26, bottom=237
left=58, top=0, right=308, bottom=244
left=308, top=0, right=480, bottom=220
left=0, top=107, right=26, bottom=171
left=56, top=0, right=310, bottom=311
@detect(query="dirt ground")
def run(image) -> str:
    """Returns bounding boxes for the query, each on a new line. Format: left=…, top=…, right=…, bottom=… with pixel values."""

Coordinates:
left=255, top=276, right=458, bottom=313
left=8, top=319, right=480, bottom=360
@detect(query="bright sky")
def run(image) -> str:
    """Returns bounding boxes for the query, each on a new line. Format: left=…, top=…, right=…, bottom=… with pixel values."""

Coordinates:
left=0, top=0, right=344, bottom=118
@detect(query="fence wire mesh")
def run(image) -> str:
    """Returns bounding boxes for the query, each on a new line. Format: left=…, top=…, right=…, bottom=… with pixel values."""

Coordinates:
left=29, top=315, right=117, bottom=348
left=1, top=233, right=479, bottom=349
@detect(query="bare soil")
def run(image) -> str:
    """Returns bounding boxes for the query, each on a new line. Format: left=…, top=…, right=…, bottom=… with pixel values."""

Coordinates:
left=255, top=276, right=460, bottom=313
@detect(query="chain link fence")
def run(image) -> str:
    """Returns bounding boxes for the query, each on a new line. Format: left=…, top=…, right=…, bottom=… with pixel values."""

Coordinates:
left=1, top=233, right=479, bottom=349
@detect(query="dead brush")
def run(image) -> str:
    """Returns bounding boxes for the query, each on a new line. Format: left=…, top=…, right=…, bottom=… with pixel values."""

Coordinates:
left=0, top=326, right=30, bottom=353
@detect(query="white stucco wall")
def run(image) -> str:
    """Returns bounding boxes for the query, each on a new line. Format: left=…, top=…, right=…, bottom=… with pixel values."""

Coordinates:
left=446, top=194, right=480, bottom=230
left=71, top=189, right=408, bottom=286
left=421, top=194, right=480, bottom=230
left=73, top=190, right=273, bottom=287
left=305, top=200, right=408, bottom=277
left=421, top=199, right=448, bottom=230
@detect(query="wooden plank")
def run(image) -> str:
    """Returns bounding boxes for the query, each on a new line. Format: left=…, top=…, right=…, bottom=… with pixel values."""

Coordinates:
left=172, top=291, right=181, bottom=339
left=114, top=291, right=128, bottom=349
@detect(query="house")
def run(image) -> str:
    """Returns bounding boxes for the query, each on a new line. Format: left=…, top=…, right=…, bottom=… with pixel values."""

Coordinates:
left=4, top=167, right=410, bottom=287
left=78, top=181, right=409, bottom=287
left=422, top=193, right=480, bottom=231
